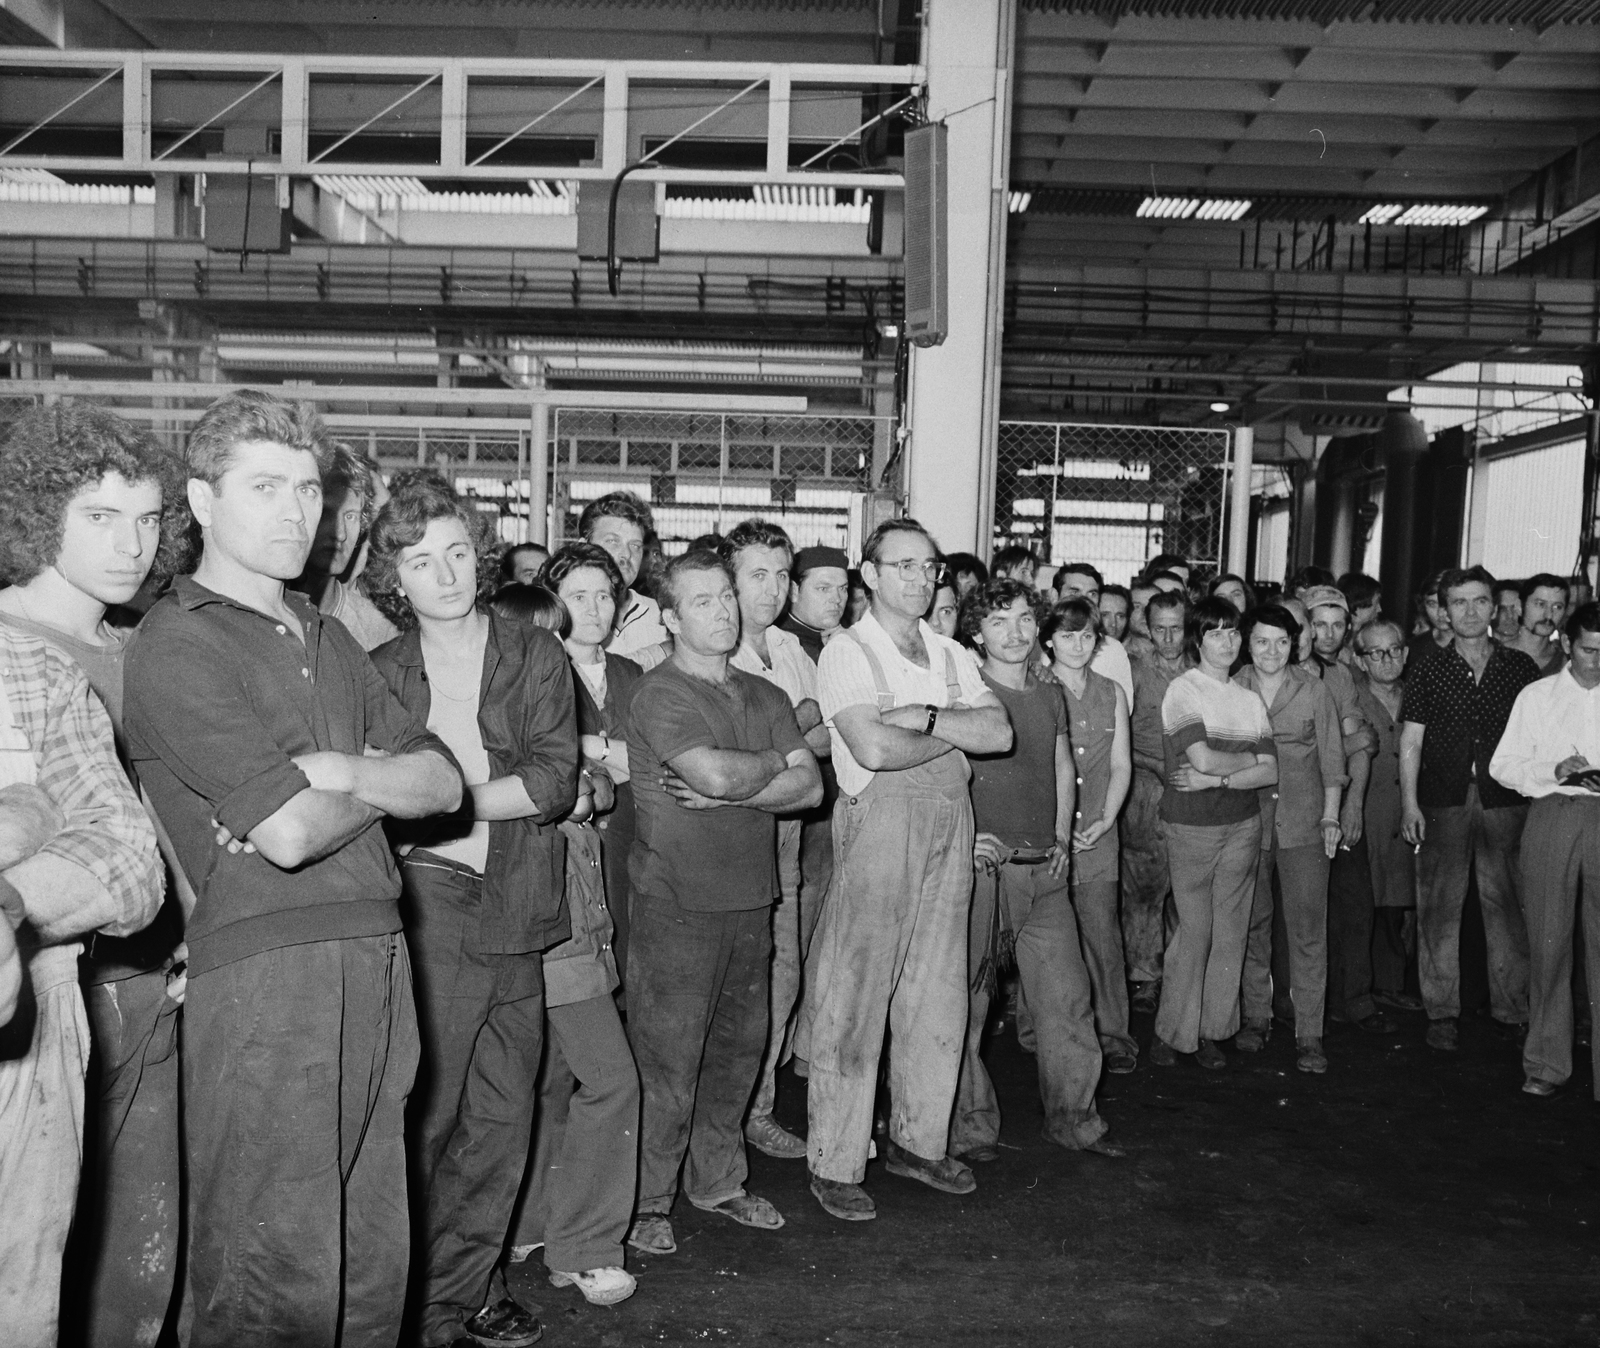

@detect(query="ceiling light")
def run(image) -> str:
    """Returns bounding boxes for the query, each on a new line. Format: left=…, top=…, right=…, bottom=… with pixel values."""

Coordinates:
left=1210, top=401, right=1230, bottom=413
left=1194, top=199, right=1252, bottom=222
left=1360, top=202, right=1489, bottom=228
left=1395, top=203, right=1489, bottom=227
left=1008, top=190, right=1032, bottom=214
left=1137, top=196, right=1200, bottom=220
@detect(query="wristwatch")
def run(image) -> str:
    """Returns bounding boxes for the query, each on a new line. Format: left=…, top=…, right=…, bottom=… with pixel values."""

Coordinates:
left=924, top=704, right=939, bottom=736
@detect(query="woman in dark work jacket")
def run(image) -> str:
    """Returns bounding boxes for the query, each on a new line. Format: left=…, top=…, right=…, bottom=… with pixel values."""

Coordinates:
left=365, top=471, right=578, bottom=1348
left=543, top=542, right=644, bottom=997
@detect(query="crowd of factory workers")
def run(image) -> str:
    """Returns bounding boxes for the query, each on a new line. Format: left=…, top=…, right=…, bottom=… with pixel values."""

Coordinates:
left=1, top=390, right=1595, bottom=1348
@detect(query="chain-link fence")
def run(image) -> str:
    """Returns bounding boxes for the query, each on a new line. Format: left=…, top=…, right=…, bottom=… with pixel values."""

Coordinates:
left=995, top=421, right=1234, bottom=586
left=551, top=408, right=893, bottom=553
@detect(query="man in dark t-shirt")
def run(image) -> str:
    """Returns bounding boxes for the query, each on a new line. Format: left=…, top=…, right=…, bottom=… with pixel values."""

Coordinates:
left=948, top=579, right=1117, bottom=1162
left=622, top=549, right=820, bottom=1259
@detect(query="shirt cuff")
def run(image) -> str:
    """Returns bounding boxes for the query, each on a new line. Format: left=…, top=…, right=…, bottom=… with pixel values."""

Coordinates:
left=214, top=761, right=313, bottom=840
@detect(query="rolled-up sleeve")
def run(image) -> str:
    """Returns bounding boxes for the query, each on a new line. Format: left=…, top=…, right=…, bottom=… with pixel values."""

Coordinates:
left=504, top=632, right=579, bottom=824
left=8, top=652, right=160, bottom=938
left=127, top=626, right=311, bottom=840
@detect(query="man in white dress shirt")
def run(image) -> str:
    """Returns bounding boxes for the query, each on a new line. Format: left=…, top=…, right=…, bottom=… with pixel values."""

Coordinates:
left=804, top=519, right=1010, bottom=1224
left=1489, top=600, right=1600, bottom=1100
left=721, top=520, right=832, bottom=1161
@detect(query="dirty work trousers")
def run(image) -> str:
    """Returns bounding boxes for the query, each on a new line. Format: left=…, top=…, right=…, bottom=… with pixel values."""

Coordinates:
left=403, top=857, right=544, bottom=1348
left=1519, top=793, right=1600, bottom=1097
left=508, top=992, right=639, bottom=1273
left=181, top=933, right=418, bottom=1348
left=751, top=816, right=827, bottom=1120
left=1155, top=817, right=1261, bottom=1053
left=72, top=967, right=181, bottom=1348
left=628, top=891, right=771, bottom=1214
left=1243, top=839, right=1331, bottom=1041
left=805, top=755, right=975, bottom=1184
left=1416, top=786, right=1529, bottom=1024
left=950, top=859, right=1106, bottom=1154
left=1119, top=768, right=1171, bottom=986
left=0, top=949, right=90, bottom=1348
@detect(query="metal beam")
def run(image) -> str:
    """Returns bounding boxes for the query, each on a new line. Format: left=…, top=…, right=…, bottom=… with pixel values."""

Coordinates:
left=0, top=50, right=922, bottom=188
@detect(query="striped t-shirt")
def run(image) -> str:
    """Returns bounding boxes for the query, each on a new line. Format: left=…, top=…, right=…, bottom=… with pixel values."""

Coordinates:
left=1159, top=668, right=1276, bottom=826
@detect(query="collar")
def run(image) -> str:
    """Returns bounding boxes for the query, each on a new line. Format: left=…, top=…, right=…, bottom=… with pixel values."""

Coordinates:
left=173, top=574, right=321, bottom=627
left=386, top=608, right=501, bottom=672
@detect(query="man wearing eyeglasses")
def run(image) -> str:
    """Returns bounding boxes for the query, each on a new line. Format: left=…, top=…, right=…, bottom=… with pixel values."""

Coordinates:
left=1352, top=620, right=1422, bottom=1011
left=804, top=519, right=1010, bottom=1224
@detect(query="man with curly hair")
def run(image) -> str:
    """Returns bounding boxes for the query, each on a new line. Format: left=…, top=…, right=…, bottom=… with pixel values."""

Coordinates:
left=124, top=389, right=464, bottom=1348
left=0, top=401, right=192, bottom=1346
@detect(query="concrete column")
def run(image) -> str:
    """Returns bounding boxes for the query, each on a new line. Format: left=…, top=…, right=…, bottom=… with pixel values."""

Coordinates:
left=1226, top=426, right=1254, bottom=578
left=903, top=0, right=1015, bottom=557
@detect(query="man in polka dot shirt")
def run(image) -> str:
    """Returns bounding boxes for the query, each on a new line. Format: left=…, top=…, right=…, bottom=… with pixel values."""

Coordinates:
left=1398, top=565, right=1540, bottom=1053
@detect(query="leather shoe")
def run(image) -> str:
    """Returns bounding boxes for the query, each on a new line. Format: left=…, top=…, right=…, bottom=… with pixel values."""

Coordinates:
left=810, top=1172, right=876, bottom=1221
left=882, top=1140, right=976, bottom=1194
left=461, top=1297, right=542, bottom=1348
left=1522, top=1076, right=1557, bottom=1098
left=1148, top=1035, right=1177, bottom=1067
left=959, top=1144, right=1000, bottom=1163
left=1425, top=1018, right=1459, bottom=1052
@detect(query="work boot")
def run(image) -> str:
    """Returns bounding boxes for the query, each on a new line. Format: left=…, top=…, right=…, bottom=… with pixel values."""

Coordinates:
left=1233, top=1019, right=1270, bottom=1053
left=745, top=1113, right=807, bottom=1159
left=1195, top=1039, right=1226, bottom=1071
left=881, top=1140, right=976, bottom=1194
left=1425, top=1018, right=1459, bottom=1052
left=461, top=1297, right=543, bottom=1348
left=1295, top=1037, right=1328, bottom=1074
left=1148, top=1035, right=1177, bottom=1067
left=810, top=1172, right=876, bottom=1221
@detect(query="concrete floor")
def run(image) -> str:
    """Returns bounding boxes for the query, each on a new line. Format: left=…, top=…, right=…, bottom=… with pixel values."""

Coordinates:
left=507, top=1004, right=1598, bottom=1347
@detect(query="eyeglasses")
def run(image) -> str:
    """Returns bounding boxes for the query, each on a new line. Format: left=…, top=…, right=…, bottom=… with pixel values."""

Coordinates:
left=1359, top=646, right=1403, bottom=661
left=878, top=558, right=947, bottom=582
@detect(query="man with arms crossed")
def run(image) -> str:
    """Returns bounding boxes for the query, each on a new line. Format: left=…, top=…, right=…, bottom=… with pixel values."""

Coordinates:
left=721, top=521, right=833, bottom=1160
left=1490, top=601, right=1600, bottom=1099
left=623, top=549, right=821, bottom=1257
left=806, top=519, right=1010, bottom=1223
left=125, top=390, right=463, bottom=1347
left=1399, top=565, right=1538, bottom=1054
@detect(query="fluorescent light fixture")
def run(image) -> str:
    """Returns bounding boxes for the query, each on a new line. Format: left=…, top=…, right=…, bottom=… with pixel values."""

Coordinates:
left=1395, top=203, right=1489, bottom=227
left=665, top=185, right=870, bottom=225
left=1008, top=190, right=1032, bottom=214
left=1210, top=401, right=1231, bottom=413
left=1137, top=196, right=1200, bottom=219
left=1136, top=197, right=1250, bottom=222
left=1360, top=202, right=1489, bottom=228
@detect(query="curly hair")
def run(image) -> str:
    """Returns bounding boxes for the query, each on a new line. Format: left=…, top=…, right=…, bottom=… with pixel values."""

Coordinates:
left=362, top=469, right=500, bottom=632
left=0, top=401, right=192, bottom=585
left=957, top=577, right=1042, bottom=648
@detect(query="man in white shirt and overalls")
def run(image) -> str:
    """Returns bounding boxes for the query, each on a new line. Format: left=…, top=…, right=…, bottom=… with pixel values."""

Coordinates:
left=1489, top=599, right=1600, bottom=1101
left=804, top=519, right=1011, bottom=1222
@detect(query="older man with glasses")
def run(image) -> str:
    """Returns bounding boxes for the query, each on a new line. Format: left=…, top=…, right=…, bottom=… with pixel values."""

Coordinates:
left=805, top=519, right=1010, bottom=1224
left=1352, top=621, right=1422, bottom=1011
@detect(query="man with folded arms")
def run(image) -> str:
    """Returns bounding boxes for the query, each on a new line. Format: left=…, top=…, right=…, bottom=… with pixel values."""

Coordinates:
left=805, top=519, right=1010, bottom=1223
left=1490, top=601, right=1600, bottom=1099
left=125, top=390, right=462, bottom=1347
left=622, top=548, right=820, bottom=1257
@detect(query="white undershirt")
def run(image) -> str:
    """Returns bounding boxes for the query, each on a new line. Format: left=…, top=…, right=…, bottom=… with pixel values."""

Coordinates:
left=424, top=677, right=491, bottom=873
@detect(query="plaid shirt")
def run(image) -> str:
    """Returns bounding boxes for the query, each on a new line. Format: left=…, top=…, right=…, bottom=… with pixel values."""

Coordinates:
left=0, top=626, right=162, bottom=967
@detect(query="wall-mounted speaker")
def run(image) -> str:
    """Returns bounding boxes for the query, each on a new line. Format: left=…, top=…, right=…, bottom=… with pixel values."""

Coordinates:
left=902, top=121, right=948, bottom=348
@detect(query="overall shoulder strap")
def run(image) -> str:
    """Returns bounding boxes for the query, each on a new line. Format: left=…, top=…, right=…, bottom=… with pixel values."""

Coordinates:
left=942, top=647, right=962, bottom=705
left=843, top=627, right=897, bottom=712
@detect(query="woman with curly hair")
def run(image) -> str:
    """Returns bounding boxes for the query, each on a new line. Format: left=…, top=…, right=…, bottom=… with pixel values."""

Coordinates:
left=0, top=400, right=191, bottom=1347
left=364, top=471, right=594, bottom=1342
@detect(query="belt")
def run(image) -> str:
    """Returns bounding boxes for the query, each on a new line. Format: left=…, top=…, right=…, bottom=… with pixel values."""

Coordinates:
left=1006, top=848, right=1054, bottom=866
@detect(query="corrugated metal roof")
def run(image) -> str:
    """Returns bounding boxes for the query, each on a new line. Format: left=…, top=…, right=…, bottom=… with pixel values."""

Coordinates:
left=1022, top=0, right=1600, bottom=23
